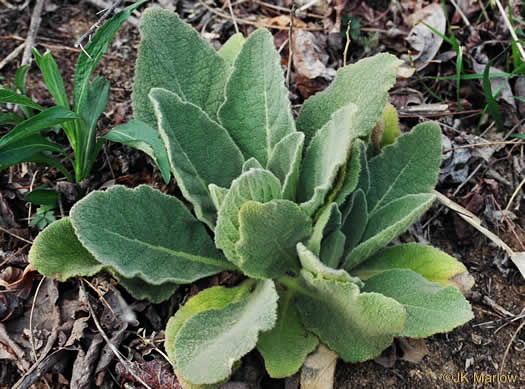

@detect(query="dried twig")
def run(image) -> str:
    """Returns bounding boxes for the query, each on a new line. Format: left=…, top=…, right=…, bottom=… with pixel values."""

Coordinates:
left=493, top=0, right=525, bottom=61
left=79, top=280, right=153, bottom=389
left=343, top=21, right=351, bottom=66
left=75, top=0, right=123, bottom=47
left=497, top=319, right=525, bottom=389
left=505, top=177, right=525, bottom=211
left=286, top=3, right=295, bottom=88
left=29, top=277, right=46, bottom=362
left=0, top=226, right=33, bottom=244
left=21, top=0, right=45, bottom=66
left=226, top=0, right=239, bottom=34
left=0, top=42, right=25, bottom=71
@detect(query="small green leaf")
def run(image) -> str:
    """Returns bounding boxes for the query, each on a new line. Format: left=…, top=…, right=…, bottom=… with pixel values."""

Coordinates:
left=0, top=106, right=78, bottom=149
left=151, top=88, right=245, bottom=228
left=344, top=193, right=435, bottom=270
left=242, top=157, right=263, bottom=171
left=236, top=200, right=312, bottom=279
left=307, top=203, right=341, bottom=257
left=341, top=189, right=368, bottom=253
left=33, top=49, right=69, bottom=108
left=297, top=54, right=402, bottom=145
left=219, top=29, right=296, bottom=166
left=332, top=140, right=363, bottom=207
left=14, top=64, right=30, bottom=94
left=70, top=185, right=234, bottom=285
left=0, top=112, right=24, bottom=126
left=257, top=289, right=318, bottom=378
left=208, top=184, right=229, bottom=212
left=351, top=243, right=468, bottom=285
left=104, top=119, right=171, bottom=184
left=363, top=269, right=473, bottom=337
left=75, top=0, right=147, bottom=112
left=0, top=89, right=44, bottom=111
left=133, top=8, right=229, bottom=127
left=366, top=122, right=441, bottom=215
left=25, top=189, right=58, bottom=206
left=174, top=280, right=278, bottom=385
left=215, top=169, right=282, bottom=264
left=319, top=229, right=346, bottom=268
left=297, top=104, right=360, bottom=216
left=29, top=218, right=104, bottom=281
left=113, top=274, right=179, bottom=304
left=267, top=132, right=304, bottom=200
left=218, top=33, right=245, bottom=67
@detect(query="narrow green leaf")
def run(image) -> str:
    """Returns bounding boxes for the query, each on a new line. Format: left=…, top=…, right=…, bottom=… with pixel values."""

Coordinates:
left=0, top=112, right=24, bottom=126
left=0, top=89, right=44, bottom=111
left=215, top=169, right=282, bottom=264
left=133, top=8, right=229, bottom=127
left=71, top=185, right=234, bottom=285
left=208, top=184, right=229, bottom=212
left=482, top=61, right=505, bottom=132
left=0, top=134, right=68, bottom=168
left=29, top=218, right=104, bottom=281
left=307, top=202, right=341, bottom=257
left=33, top=49, right=69, bottom=108
left=74, top=0, right=147, bottom=112
left=297, top=53, right=402, bottom=145
left=257, top=289, right=318, bottom=378
left=297, top=104, right=360, bottom=216
left=25, top=189, right=58, bottom=206
left=341, top=189, right=368, bottom=253
left=319, top=229, right=346, bottom=268
left=14, top=64, right=30, bottom=94
left=295, top=265, right=405, bottom=362
left=219, top=29, right=296, bottom=165
left=332, top=140, right=363, bottom=207
left=344, top=193, right=435, bottom=270
left=363, top=269, right=473, bottom=337
left=218, top=33, right=245, bottom=67
left=0, top=106, right=78, bottom=149
left=268, top=132, right=304, bottom=200
left=174, top=280, right=278, bottom=385
left=366, top=122, right=441, bottom=215
left=236, top=200, right=312, bottom=279
left=151, top=88, right=244, bottom=228
left=351, top=243, right=468, bottom=286
left=104, top=119, right=171, bottom=184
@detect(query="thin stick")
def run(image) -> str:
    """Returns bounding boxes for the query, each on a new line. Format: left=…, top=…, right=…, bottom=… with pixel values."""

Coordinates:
left=226, top=0, right=239, bottom=34
left=0, top=244, right=29, bottom=268
left=493, top=0, right=525, bottom=61
left=505, top=177, right=525, bottom=211
left=297, top=0, right=320, bottom=12
left=343, top=21, right=351, bottom=66
left=0, top=43, right=25, bottom=71
left=27, top=170, right=38, bottom=228
left=29, top=277, right=46, bottom=362
left=75, top=0, right=123, bottom=47
left=85, top=0, right=139, bottom=26
left=0, top=226, right=33, bottom=244
left=497, top=319, right=525, bottom=389
left=21, top=0, right=45, bottom=66
left=442, top=140, right=524, bottom=153
left=79, top=281, right=153, bottom=389
left=449, top=0, right=471, bottom=27
left=286, top=4, right=295, bottom=88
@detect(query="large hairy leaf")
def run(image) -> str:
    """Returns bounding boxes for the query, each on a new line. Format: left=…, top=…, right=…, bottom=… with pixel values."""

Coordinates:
left=295, top=247, right=405, bottom=362
left=174, top=280, right=278, bottom=384
left=297, top=104, right=360, bottom=216
left=352, top=243, right=468, bottom=285
left=367, top=122, right=441, bottom=215
left=219, top=29, right=295, bottom=165
left=218, top=33, right=245, bottom=67
left=267, top=132, right=304, bottom=200
left=236, top=200, right=312, bottom=279
left=344, top=193, right=435, bottom=270
left=103, top=119, right=171, bottom=184
left=151, top=88, right=244, bottom=228
left=215, top=169, right=282, bottom=264
left=70, top=185, right=234, bottom=285
left=363, top=269, right=473, bottom=337
left=132, top=8, right=229, bottom=127
left=297, top=54, right=402, bottom=145
left=257, top=289, right=318, bottom=378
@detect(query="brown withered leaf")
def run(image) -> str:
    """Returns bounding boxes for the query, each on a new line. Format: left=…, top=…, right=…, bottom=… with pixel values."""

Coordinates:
left=115, top=359, right=181, bottom=389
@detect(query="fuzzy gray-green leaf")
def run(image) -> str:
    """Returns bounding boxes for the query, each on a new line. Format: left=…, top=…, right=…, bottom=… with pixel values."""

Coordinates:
left=132, top=8, right=229, bottom=127
left=363, top=269, right=473, bottom=337
left=344, top=193, right=435, bottom=270
left=218, top=33, right=245, bottom=67
left=257, top=289, right=318, bottom=378
left=174, top=280, right=278, bottom=384
left=268, top=132, right=304, bottom=200
left=151, top=88, right=244, bottom=228
left=215, top=169, right=282, bottom=264
left=219, top=29, right=295, bottom=165
left=236, top=200, right=312, bottom=279
left=341, top=189, right=368, bottom=253
left=297, top=104, right=360, bottom=216
left=367, top=122, right=441, bottom=215
left=307, top=203, right=341, bottom=256
left=71, top=185, right=234, bottom=285
left=297, top=54, right=402, bottom=145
